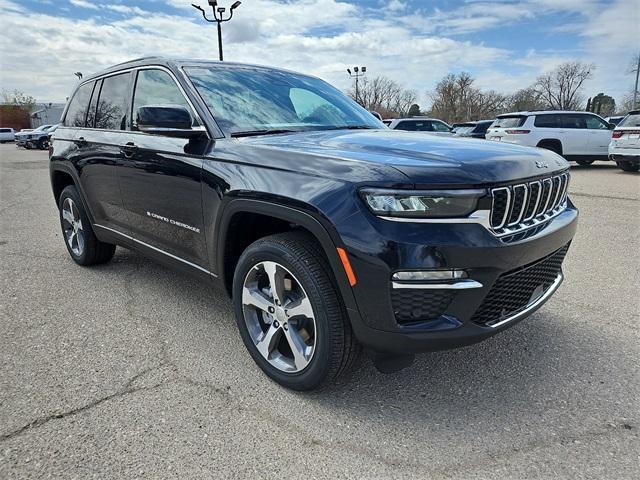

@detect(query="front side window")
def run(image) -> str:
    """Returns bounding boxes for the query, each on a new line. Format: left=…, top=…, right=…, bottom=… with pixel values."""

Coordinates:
left=132, top=69, right=197, bottom=129
left=95, top=73, right=131, bottom=130
left=584, top=115, right=609, bottom=130
left=432, top=121, right=451, bottom=132
left=64, top=81, right=95, bottom=127
left=534, top=114, right=561, bottom=128
left=185, top=66, right=381, bottom=135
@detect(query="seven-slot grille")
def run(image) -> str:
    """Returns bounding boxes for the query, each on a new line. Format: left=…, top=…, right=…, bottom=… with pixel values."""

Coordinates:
left=490, top=172, right=569, bottom=237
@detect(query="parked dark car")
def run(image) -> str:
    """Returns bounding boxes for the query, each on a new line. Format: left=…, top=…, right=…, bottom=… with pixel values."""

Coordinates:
left=455, top=120, right=494, bottom=139
left=50, top=58, right=578, bottom=390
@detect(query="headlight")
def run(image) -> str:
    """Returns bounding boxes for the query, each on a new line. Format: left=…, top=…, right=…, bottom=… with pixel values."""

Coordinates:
left=359, top=188, right=484, bottom=218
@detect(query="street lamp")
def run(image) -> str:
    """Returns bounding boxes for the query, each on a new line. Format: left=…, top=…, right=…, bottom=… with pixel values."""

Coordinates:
left=347, top=66, right=366, bottom=105
left=191, top=1, right=242, bottom=61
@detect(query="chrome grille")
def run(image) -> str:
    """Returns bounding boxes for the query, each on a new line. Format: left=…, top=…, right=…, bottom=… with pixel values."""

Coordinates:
left=490, top=172, right=570, bottom=237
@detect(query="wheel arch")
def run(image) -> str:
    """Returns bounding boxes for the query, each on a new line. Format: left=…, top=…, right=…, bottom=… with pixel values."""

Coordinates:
left=216, top=199, right=359, bottom=313
left=536, top=138, right=563, bottom=155
left=50, top=164, right=97, bottom=225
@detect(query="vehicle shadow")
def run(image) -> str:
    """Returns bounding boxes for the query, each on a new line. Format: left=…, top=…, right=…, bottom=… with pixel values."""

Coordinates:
left=97, top=248, right=632, bottom=437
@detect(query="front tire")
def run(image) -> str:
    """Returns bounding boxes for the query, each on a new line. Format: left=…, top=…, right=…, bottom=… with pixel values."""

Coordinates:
left=576, top=159, right=595, bottom=166
left=617, top=161, right=640, bottom=172
left=232, top=231, right=359, bottom=390
left=58, top=185, right=116, bottom=266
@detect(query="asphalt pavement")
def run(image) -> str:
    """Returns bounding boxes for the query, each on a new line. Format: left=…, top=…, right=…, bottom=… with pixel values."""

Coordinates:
left=0, top=143, right=638, bottom=479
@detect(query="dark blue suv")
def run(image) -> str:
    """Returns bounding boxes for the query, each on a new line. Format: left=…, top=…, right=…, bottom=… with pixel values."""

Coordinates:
left=50, top=58, right=578, bottom=390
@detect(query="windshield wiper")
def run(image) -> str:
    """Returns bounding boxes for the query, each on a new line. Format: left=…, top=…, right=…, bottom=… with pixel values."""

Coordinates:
left=231, top=129, right=299, bottom=137
left=322, top=125, right=376, bottom=130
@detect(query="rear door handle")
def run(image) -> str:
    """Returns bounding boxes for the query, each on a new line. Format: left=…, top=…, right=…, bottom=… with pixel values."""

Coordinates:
left=120, top=142, right=138, bottom=158
left=74, top=136, right=87, bottom=147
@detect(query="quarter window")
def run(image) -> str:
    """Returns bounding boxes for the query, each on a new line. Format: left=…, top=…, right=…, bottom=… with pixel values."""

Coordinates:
left=64, top=81, right=95, bottom=127
left=132, top=69, right=197, bottom=129
left=95, top=73, right=131, bottom=130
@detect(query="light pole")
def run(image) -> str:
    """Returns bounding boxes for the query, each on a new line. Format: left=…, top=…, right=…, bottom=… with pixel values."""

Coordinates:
left=347, top=66, right=366, bottom=105
left=191, top=1, right=242, bottom=61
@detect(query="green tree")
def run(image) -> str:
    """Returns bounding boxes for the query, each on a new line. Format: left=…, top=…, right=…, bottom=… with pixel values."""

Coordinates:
left=586, top=93, right=616, bottom=116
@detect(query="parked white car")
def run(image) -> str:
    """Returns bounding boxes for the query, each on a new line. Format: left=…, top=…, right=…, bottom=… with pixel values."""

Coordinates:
left=0, top=127, right=15, bottom=143
left=609, top=110, right=640, bottom=172
left=386, top=117, right=453, bottom=135
left=486, top=111, right=614, bottom=165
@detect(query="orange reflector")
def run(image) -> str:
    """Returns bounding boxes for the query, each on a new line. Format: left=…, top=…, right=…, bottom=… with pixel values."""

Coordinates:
left=337, top=247, right=357, bottom=287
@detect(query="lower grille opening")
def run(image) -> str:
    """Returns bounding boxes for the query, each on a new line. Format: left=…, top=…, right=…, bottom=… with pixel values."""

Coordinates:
left=391, top=289, right=454, bottom=326
left=471, top=244, right=569, bottom=327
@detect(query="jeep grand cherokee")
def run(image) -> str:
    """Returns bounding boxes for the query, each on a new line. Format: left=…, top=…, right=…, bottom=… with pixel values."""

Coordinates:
left=50, top=58, right=578, bottom=390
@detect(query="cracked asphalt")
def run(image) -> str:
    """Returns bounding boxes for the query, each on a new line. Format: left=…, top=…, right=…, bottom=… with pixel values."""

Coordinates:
left=0, top=143, right=638, bottom=479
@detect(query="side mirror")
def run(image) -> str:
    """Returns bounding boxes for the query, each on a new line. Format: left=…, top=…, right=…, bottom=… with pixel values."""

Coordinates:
left=608, top=122, right=616, bottom=130
left=136, top=105, right=204, bottom=138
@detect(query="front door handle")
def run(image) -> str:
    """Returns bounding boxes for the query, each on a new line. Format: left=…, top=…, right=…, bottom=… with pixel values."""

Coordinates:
left=74, top=136, right=87, bottom=147
left=120, top=142, right=138, bottom=158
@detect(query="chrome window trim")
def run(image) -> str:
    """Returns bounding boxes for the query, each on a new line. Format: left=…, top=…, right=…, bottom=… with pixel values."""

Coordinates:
left=93, top=224, right=216, bottom=277
left=488, top=273, right=563, bottom=328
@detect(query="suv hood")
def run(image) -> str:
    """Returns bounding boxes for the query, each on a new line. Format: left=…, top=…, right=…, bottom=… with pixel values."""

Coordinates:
left=233, top=129, right=569, bottom=186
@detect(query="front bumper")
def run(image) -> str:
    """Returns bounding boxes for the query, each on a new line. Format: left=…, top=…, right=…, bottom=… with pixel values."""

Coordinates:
left=337, top=201, right=578, bottom=354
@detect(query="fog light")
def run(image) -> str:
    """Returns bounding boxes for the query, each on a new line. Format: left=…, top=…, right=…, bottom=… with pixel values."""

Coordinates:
left=392, top=269, right=468, bottom=281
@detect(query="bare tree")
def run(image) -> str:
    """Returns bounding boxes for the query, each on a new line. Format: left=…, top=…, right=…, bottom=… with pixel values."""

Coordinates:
left=534, top=61, right=594, bottom=110
left=506, top=87, right=546, bottom=112
left=428, top=72, right=505, bottom=123
left=349, top=76, right=417, bottom=117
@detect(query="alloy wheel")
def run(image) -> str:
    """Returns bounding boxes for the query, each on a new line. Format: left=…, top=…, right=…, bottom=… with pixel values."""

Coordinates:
left=62, top=198, right=85, bottom=256
left=242, top=261, right=316, bottom=373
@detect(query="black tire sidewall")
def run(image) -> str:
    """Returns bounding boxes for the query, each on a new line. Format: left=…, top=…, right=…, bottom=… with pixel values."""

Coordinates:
left=232, top=241, right=336, bottom=390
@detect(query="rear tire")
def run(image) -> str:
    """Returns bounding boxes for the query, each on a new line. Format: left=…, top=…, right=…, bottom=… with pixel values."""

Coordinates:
left=617, top=161, right=640, bottom=172
left=576, top=159, right=595, bottom=166
left=58, top=185, right=116, bottom=266
left=232, top=231, right=359, bottom=391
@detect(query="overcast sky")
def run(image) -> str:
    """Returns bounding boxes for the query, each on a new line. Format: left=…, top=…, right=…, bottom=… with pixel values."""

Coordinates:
left=0, top=0, right=638, bottom=107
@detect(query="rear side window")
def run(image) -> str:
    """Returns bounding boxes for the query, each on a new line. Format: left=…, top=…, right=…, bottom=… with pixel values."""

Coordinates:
left=132, top=69, right=197, bottom=128
left=0, top=128, right=11, bottom=133
left=493, top=116, right=526, bottom=128
left=534, top=114, right=561, bottom=128
left=95, top=72, right=131, bottom=130
left=561, top=114, right=587, bottom=129
left=474, top=122, right=492, bottom=134
left=64, top=81, right=95, bottom=127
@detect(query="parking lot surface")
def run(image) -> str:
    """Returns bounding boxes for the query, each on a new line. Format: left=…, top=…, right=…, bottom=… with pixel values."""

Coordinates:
left=0, top=143, right=638, bottom=479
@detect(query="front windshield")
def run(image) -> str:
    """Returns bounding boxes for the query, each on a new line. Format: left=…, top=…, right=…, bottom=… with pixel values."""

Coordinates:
left=185, top=66, right=383, bottom=135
